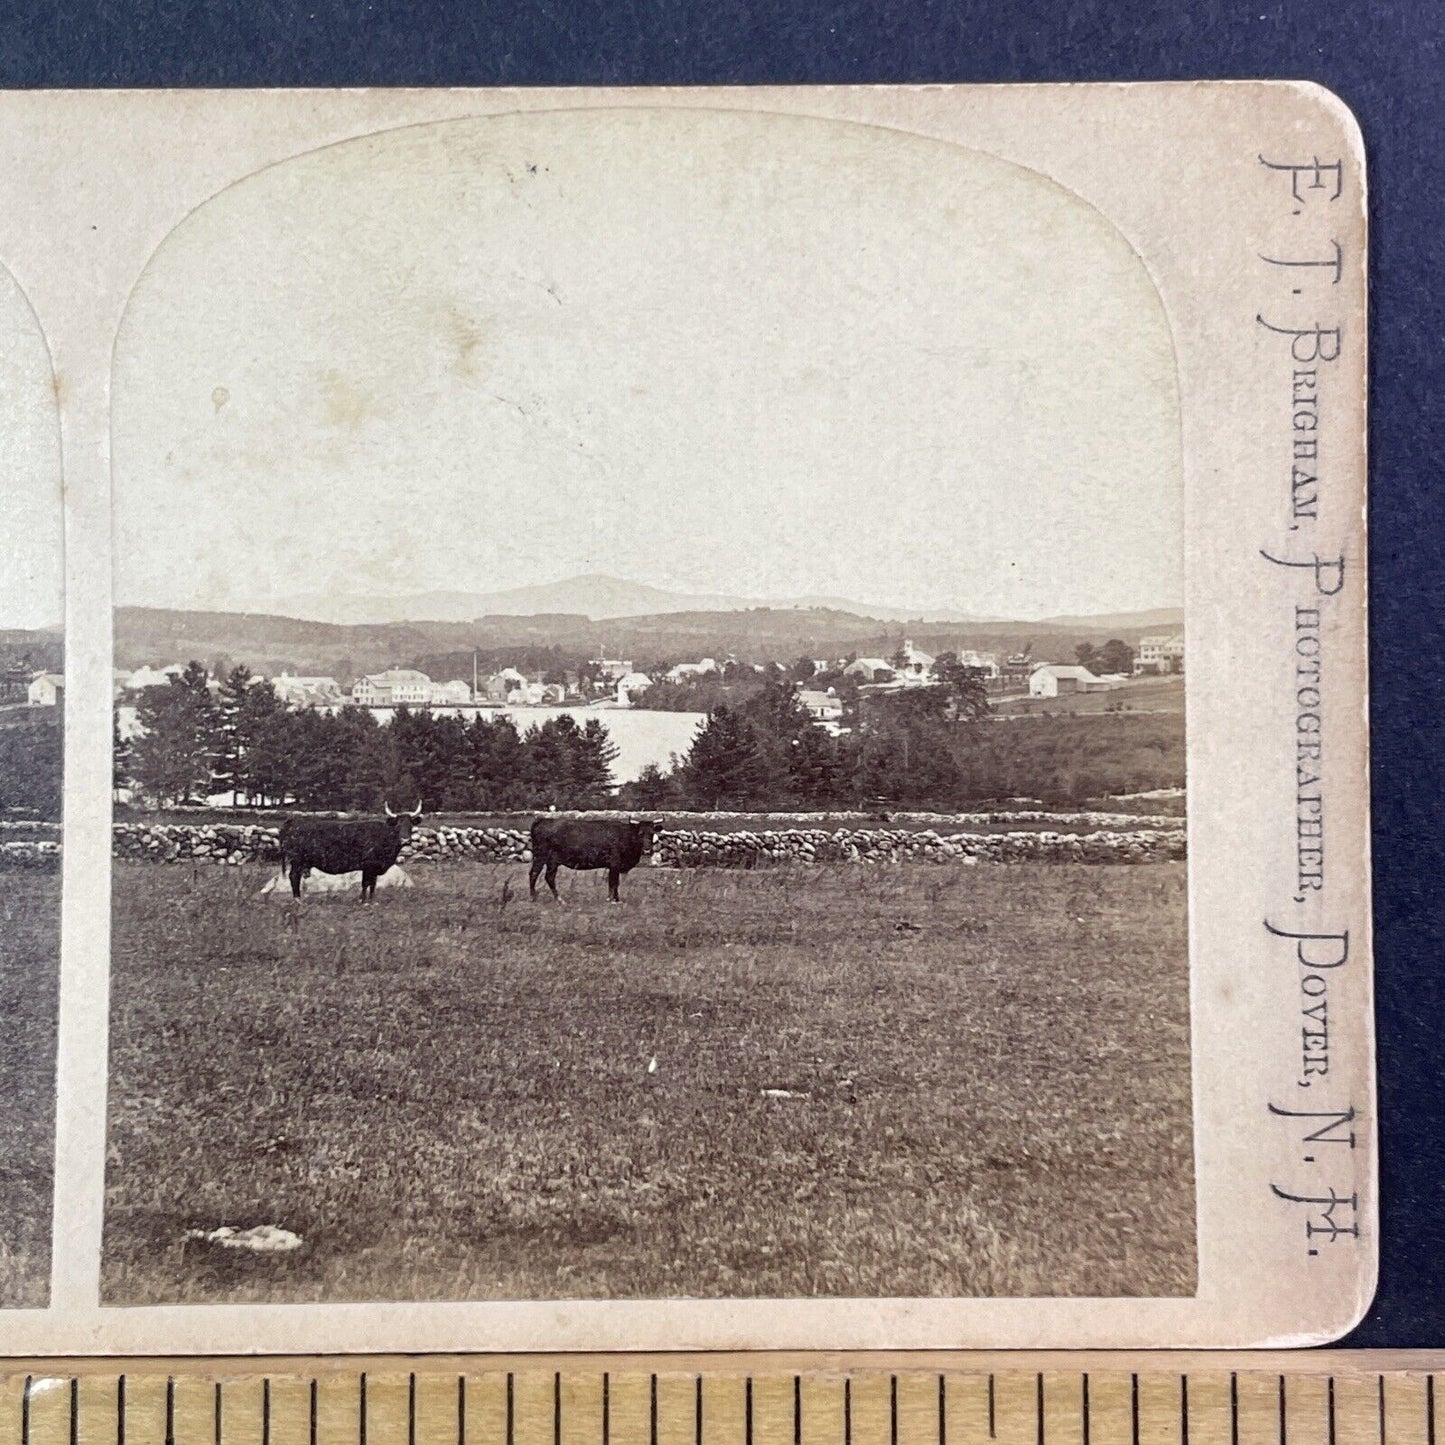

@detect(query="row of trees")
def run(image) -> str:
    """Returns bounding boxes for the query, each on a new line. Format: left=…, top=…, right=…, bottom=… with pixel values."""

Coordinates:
left=0, top=711, right=63, bottom=818
left=117, top=664, right=619, bottom=810
left=117, top=656, right=1182, bottom=814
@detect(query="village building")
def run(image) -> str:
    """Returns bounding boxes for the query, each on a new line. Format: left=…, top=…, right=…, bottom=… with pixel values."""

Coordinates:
left=589, top=657, right=634, bottom=684
left=1134, top=633, right=1186, bottom=675
left=956, top=649, right=1000, bottom=679
left=429, top=679, right=473, bottom=706
left=1028, top=663, right=1115, bottom=698
left=26, top=673, right=63, bottom=706
left=896, top=639, right=935, bottom=683
left=844, top=657, right=894, bottom=683
left=126, top=663, right=185, bottom=691
left=664, top=657, right=720, bottom=684
left=485, top=667, right=528, bottom=702
left=352, top=668, right=432, bottom=706
left=798, top=688, right=844, bottom=723
left=273, top=672, right=343, bottom=708
left=616, top=671, right=653, bottom=706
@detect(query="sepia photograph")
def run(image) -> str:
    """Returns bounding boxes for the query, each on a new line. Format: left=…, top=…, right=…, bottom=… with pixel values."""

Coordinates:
left=0, top=260, right=63, bottom=1307
left=100, top=106, right=1197, bottom=1307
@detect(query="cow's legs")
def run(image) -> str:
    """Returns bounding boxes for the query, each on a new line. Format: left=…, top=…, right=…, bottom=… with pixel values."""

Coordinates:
left=289, top=861, right=305, bottom=899
left=607, top=867, right=621, bottom=902
left=361, top=869, right=377, bottom=902
left=544, top=860, right=561, bottom=899
left=529, top=856, right=544, bottom=899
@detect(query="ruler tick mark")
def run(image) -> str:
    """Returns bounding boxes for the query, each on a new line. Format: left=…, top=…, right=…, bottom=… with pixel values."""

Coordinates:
left=1328, top=1378, right=1336, bottom=1445
left=506, top=1375, right=514, bottom=1445
left=117, top=1377, right=126, bottom=1445
left=216, top=1379, right=224, bottom=1445
left=21, top=1376, right=30, bottom=1445
left=794, top=1377, right=802, bottom=1445
left=1278, top=1377, right=1286, bottom=1445
left=1428, top=1375, right=1436, bottom=1445
left=165, top=1377, right=175, bottom=1445
left=70, top=1377, right=78, bottom=1445
left=938, top=1375, right=947, bottom=1445
left=602, top=1375, right=609, bottom=1445
left=988, top=1376, right=996, bottom=1440
left=891, top=1377, right=899, bottom=1445
left=745, top=1379, right=753, bottom=1445
left=844, top=1379, right=852, bottom=1445
left=554, top=1372, right=562, bottom=1445
left=361, top=1375, right=369, bottom=1445
left=1230, top=1374, right=1239, bottom=1445
left=309, top=1380, right=316, bottom=1445
left=651, top=1376, right=659, bottom=1445
left=1131, top=1374, right=1140, bottom=1445
left=1181, top=1376, right=1189, bottom=1445
left=1083, top=1375, right=1091, bottom=1445
left=694, top=1376, right=702, bottom=1445
left=1037, top=1375, right=1045, bottom=1445
left=1379, top=1376, right=1386, bottom=1445
left=409, top=1374, right=416, bottom=1445
left=458, top=1376, right=466, bottom=1445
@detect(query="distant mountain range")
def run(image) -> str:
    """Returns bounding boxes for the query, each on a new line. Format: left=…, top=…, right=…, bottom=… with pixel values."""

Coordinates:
left=273, top=573, right=1175, bottom=629
left=273, top=573, right=997, bottom=625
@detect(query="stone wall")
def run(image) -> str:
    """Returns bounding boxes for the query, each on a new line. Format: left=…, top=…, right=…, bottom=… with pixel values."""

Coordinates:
left=110, top=819, right=1185, bottom=867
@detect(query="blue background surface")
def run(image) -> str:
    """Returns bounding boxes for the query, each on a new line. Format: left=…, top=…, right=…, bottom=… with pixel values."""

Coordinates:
left=0, top=0, right=1437, bottom=1346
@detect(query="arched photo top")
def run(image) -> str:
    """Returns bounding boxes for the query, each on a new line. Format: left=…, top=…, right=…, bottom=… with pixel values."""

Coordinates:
left=111, top=106, right=1182, bottom=625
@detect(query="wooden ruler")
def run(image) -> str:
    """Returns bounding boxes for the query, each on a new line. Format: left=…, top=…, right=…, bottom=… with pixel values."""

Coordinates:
left=0, top=1355, right=1440, bottom=1445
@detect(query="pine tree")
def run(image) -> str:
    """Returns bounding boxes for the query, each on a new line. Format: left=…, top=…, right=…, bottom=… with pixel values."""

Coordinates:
left=130, top=662, right=220, bottom=805
left=215, top=664, right=254, bottom=804
left=677, top=705, right=769, bottom=810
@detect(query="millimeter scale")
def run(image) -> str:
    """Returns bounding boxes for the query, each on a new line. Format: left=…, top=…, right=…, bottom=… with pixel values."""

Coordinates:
left=2, top=1355, right=1440, bottom=1445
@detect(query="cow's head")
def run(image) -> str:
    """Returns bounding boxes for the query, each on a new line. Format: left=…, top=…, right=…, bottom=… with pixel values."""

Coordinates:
left=631, top=818, right=661, bottom=855
left=383, top=799, right=424, bottom=843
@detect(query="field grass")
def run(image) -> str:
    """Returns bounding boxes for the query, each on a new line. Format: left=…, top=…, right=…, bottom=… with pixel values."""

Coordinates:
left=104, top=860, right=1195, bottom=1304
left=0, top=871, right=58, bottom=1306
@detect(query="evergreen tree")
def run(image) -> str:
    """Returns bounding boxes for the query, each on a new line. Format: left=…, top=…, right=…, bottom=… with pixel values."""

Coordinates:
left=677, top=705, right=769, bottom=810
left=215, top=664, right=253, bottom=804
left=570, top=718, right=619, bottom=806
left=130, top=662, right=220, bottom=805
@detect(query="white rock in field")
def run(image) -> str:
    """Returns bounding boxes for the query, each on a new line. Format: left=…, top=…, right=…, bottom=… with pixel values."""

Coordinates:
left=186, top=1224, right=303, bottom=1254
left=761, top=1089, right=809, bottom=1100
left=647, top=1055, right=658, bottom=1074
left=255, top=865, right=414, bottom=899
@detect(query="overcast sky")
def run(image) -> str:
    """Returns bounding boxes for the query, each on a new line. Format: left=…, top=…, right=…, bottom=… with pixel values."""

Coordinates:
left=0, top=265, right=62, bottom=631
left=113, top=107, right=1182, bottom=620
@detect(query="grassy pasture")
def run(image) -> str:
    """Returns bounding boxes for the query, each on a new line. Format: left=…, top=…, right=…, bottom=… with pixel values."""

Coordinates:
left=0, top=871, right=58, bottom=1306
left=104, top=859, right=1194, bottom=1304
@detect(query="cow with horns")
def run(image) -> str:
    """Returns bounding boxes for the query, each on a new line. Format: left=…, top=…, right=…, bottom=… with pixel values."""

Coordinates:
left=529, top=815, right=661, bottom=902
left=276, top=801, right=423, bottom=902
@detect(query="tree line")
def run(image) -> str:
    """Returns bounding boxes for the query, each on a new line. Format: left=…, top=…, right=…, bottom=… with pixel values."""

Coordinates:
left=115, top=659, right=1182, bottom=815
left=116, top=664, right=619, bottom=811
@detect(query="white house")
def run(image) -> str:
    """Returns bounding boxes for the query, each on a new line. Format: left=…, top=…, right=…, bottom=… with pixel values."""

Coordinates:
left=352, top=668, right=432, bottom=706
left=27, top=673, right=63, bottom=706
left=273, top=673, right=342, bottom=708
left=896, top=639, right=934, bottom=683
left=616, top=671, right=653, bottom=706
left=429, top=679, right=473, bottom=706
left=1028, top=664, right=1114, bottom=698
left=485, top=666, right=528, bottom=702
left=956, top=649, right=1000, bottom=679
left=507, top=681, right=546, bottom=706
left=664, top=657, right=720, bottom=684
left=1134, top=633, right=1185, bottom=675
left=798, top=688, right=844, bottom=723
left=126, top=663, right=185, bottom=691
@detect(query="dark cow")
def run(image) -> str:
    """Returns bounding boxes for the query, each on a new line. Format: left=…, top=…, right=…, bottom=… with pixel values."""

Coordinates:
left=277, top=802, right=422, bottom=901
left=529, top=816, right=660, bottom=902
